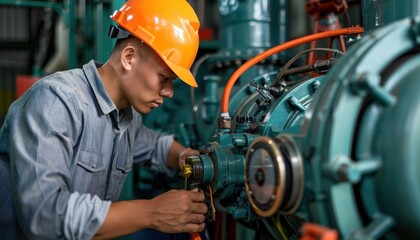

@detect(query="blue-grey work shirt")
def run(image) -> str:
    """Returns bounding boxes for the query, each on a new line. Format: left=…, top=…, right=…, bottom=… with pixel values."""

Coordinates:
left=0, top=60, right=176, bottom=239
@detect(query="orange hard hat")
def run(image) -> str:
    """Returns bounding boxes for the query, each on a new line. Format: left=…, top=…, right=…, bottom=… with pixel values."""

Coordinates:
left=110, top=0, right=200, bottom=87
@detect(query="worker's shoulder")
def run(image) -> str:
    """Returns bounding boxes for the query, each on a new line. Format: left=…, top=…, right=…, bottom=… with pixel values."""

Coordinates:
left=16, top=69, right=93, bottom=112
left=40, top=68, right=89, bottom=90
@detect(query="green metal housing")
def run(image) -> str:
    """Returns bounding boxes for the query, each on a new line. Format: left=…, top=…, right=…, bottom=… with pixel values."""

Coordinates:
left=290, top=16, right=420, bottom=239
left=183, top=5, right=420, bottom=240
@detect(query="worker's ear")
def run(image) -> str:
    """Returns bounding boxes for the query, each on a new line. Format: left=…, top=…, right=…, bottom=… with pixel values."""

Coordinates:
left=121, top=45, right=136, bottom=71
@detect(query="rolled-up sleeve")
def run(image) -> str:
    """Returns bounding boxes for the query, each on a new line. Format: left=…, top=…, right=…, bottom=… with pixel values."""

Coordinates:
left=64, top=192, right=110, bottom=239
left=8, top=82, right=110, bottom=239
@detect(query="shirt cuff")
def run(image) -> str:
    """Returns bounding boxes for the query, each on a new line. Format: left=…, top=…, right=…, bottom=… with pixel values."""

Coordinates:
left=64, top=192, right=111, bottom=239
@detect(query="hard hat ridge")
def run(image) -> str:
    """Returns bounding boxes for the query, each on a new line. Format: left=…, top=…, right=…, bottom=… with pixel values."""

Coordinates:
left=110, top=0, right=200, bottom=87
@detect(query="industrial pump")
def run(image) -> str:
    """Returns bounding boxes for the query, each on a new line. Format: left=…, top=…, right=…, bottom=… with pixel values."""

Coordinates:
left=143, top=1, right=420, bottom=239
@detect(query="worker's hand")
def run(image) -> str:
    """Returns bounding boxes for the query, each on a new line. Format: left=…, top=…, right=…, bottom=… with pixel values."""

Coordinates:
left=150, top=188, right=208, bottom=233
left=178, top=147, right=199, bottom=168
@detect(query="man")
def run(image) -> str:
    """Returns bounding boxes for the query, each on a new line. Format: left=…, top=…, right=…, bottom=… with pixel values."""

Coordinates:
left=0, top=0, right=207, bottom=239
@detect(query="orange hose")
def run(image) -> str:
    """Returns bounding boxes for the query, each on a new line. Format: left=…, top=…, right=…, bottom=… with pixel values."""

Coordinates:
left=190, top=232, right=201, bottom=240
left=220, top=27, right=364, bottom=115
left=300, top=223, right=339, bottom=240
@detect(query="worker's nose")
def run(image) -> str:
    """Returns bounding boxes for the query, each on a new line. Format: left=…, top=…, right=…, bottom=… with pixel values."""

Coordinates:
left=160, top=80, right=174, bottom=98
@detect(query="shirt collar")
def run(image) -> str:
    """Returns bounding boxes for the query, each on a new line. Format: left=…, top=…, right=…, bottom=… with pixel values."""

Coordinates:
left=83, top=60, right=134, bottom=129
left=83, top=60, right=117, bottom=115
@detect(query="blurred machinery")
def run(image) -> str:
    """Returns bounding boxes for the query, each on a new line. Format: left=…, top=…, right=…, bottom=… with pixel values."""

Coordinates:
left=0, top=0, right=125, bottom=125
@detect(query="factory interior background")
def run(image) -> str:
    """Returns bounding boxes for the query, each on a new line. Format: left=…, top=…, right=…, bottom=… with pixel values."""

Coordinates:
left=1, top=0, right=419, bottom=239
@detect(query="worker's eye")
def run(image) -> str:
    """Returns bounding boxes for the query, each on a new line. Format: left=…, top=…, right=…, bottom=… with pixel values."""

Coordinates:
left=160, top=74, right=170, bottom=81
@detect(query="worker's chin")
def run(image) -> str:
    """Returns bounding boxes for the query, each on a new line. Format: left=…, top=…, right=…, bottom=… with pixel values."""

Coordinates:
left=133, top=106, right=152, bottom=115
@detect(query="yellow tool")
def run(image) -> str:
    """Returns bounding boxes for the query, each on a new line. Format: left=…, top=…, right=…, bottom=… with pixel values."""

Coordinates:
left=181, top=164, right=202, bottom=240
left=181, top=164, right=192, bottom=190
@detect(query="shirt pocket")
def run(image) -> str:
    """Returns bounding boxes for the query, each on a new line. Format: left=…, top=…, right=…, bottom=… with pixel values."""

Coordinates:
left=116, top=153, right=132, bottom=173
left=77, top=149, right=105, bottom=172
left=72, top=147, right=106, bottom=194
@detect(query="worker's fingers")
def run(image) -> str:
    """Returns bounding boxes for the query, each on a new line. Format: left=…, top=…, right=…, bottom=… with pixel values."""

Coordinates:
left=183, top=148, right=200, bottom=156
left=184, top=222, right=206, bottom=233
left=177, top=190, right=207, bottom=214
left=178, top=148, right=200, bottom=168
left=151, top=190, right=209, bottom=234
left=188, top=212, right=206, bottom=224
left=188, top=188, right=206, bottom=202
left=190, top=201, right=208, bottom=215
left=158, top=189, right=207, bottom=213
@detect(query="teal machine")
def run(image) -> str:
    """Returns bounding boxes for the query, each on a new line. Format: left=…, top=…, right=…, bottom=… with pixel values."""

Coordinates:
left=143, top=0, right=420, bottom=239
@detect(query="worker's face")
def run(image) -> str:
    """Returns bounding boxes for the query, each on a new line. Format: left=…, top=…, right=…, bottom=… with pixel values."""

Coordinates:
left=122, top=44, right=176, bottom=114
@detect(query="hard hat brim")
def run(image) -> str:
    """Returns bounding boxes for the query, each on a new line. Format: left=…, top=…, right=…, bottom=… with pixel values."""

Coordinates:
left=166, top=61, right=198, bottom=88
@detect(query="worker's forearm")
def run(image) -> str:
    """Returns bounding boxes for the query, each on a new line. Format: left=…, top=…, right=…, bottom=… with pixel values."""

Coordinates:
left=166, top=140, right=188, bottom=169
left=93, top=200, right=153, bottom=239
left=94, top=189, right=207, bottom=239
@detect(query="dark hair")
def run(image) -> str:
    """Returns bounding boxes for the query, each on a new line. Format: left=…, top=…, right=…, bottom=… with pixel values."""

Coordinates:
left=110, top=36, right=152, bottom=62
left=112, top=36, right=133, bottom=52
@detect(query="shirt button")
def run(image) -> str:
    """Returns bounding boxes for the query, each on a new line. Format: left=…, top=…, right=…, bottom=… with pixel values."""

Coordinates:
left=114, top=128, right=120, bottom=134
